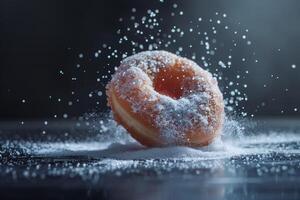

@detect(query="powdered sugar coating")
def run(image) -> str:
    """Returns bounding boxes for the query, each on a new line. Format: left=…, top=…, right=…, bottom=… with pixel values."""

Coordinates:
left=107, top=50, right=224, bottom=146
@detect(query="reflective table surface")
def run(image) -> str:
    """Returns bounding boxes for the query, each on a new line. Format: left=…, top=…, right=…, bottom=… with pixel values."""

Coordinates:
left=0, top=118, right=300, bottom=200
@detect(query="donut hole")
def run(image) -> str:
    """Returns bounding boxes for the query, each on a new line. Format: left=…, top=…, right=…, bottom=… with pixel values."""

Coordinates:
left=153, top=66, right=193, bottom=99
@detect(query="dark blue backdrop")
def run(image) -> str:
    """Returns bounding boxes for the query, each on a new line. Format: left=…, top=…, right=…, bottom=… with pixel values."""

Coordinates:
left=1, top=0, right=299, bottom=119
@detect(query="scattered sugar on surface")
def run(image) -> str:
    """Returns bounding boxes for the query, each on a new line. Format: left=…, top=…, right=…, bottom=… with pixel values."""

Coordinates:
left=1, top=116, right=300, bottom=181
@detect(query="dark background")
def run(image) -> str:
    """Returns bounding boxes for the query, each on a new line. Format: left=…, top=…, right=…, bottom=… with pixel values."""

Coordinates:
left=0, top=0, right=299, bottom=120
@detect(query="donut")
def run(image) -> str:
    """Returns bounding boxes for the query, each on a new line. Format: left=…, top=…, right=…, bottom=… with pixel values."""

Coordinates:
left=106, top=50, right=224, bottom=147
